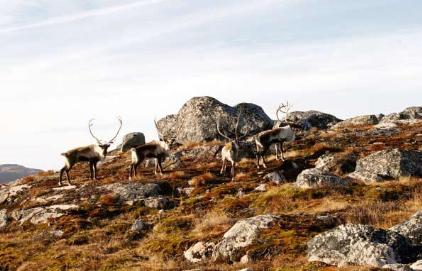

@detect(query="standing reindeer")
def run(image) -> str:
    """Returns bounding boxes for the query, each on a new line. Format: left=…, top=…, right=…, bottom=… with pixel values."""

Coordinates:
left=255, top=102, right=295, bottom=169
left=129, top=121, right=171, bottom=180
left=59, top=117, right=123, bottom=186
left=216, top=112, right=248, bottom=181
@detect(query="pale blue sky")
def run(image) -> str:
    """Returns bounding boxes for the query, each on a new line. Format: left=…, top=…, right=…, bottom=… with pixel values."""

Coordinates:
left=0, top=0, right=421, bottom=169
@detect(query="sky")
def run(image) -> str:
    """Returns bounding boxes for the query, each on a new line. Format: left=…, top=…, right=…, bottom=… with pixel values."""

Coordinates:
left=0, top=0, right=421, bottom=170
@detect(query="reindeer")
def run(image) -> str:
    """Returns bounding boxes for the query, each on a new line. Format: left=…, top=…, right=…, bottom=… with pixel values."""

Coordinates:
left=216, top=112, right=249, bottom=181
left=59, top=117, right=122, bottom=186
left=129, top=121, right=171, bottom=180
left=255, top=102, right=295, bottom=169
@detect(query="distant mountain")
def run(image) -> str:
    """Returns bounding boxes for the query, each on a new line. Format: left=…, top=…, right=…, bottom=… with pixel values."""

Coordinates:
left=0, top=164, right=41, bottom=184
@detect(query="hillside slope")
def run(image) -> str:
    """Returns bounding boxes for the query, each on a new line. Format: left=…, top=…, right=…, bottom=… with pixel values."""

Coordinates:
left=0, top=119, right=421, bottom=270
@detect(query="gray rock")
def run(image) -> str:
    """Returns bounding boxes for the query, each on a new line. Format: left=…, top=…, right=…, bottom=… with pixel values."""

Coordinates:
left=315, top=152, right=357, bottom=175
left=295, top=168, right=349, bottom=189
left=263, top=170, right=286, bottom=185
left=11, top=204, right=78, bottom=225
left=212, top=215, right=278, bottom=262
left=0, top=209, right=9, bottom=229
left=399, top=106, right=422, bottom=120
left=184, top=241, right=216, bottom=263
left=332, top=115, right=379, bottom=129
left=120, top=132, right=146, bottom=152
left=411, top=260, right=422, bottom=270
left=50, top=229, right=64, bottom=238
left=143, top=197, right=174, bottom=210
left=156, top=96, right=272, bottom=144
left=382, top=264, right=412, bottom=271
left=104, top=182, right=169, bottom=202
left=349, top=149, right=422, bottom=183
left=390, top=211, right=422, bottom=245
left=286, top=110, right=341, bottom=130
left=254, top=184, right=267, bottom=192
left=308, top=224, right=414, bottom=267
left=130, top=219, right=147, bottom=232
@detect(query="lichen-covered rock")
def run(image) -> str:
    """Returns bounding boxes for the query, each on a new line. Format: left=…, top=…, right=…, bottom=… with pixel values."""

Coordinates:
left=308, top=224, right=414, bottom=267
left=0, top=209, right=9, bottom=229
left=286, top=110, right=341, bottom=130
left=390, top=211, right=422, bottom=245
left=332, top=115, right=379, bottom=129
left=382, top=263, right=412, bottom=271
left=263, top=170, right=286, bottom=185
left=212, top=215, right=278, bottom=262
left=103, top=182, right=171, bottom=203
left=380, top=107, right=422, bottom=123
left=11, top=204, right=78, bottom=225
left=143, top=197, right=175, bottom=210
left=349, top=149, right=422, bottom=183
left=156, top=96, right=272, bottom=144
left=295, top=168, right=349, bottom=189
left=315, top=152, right=357, bottom=175
left=120, top=132, right=146, bottom=152
left=184, top=241, right=216, bottom=263
left=130, top=219, right=147, bottom=232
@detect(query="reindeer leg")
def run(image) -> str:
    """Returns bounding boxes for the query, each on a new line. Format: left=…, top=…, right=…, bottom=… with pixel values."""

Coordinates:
left=93, top=162, right=98, bottom=180
left=158, top=157, right=164, bottom=176
left=59, top=167, right=66, bottom=186
left=280, top=142, right=285, bottom=161
left=129, top=164, right=134, bottom=181
left=220, top=159, right=226, bottom=174
left=230, top=160, right=236, bottom=181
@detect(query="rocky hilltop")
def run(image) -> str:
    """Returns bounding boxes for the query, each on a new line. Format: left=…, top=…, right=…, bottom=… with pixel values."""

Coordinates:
left=0, top=164, right=41, bottom=184
left=0, top=97, right=421, bottom=271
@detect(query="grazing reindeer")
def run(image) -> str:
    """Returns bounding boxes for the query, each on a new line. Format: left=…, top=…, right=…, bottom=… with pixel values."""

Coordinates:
left=59, top=117, right=123, bottom=186
left=129, top=121, right=170, bottom=180
left=216, top=112, right=248, bottom=181
left=255, top=102, right=295, bottom=169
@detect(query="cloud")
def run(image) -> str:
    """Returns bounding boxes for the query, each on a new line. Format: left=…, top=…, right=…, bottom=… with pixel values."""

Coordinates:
left=0, top=0, right=169, bottom=33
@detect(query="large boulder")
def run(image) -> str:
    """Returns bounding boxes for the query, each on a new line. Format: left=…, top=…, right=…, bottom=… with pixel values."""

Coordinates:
left=212, top=215, right=278, bottom=262
left=156, top=97, right=272, bottom=144
left=349, top=149, right=422, bottom=183
left=120, top=132, right=146, bottom=152
left=308, top=224, right=415, bottom=267
left=332, top=115, right=379, bottom=129
left=315, top=152, right=357, bottom=175
left=295, top=168, right=349, bottom=189
left=390, top=211, right=422, bottom=245
left=285, top=110, right=341, bottom=130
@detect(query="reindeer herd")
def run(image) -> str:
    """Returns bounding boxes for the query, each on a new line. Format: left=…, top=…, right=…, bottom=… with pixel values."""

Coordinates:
left=58, top=102, right=297, bottom=186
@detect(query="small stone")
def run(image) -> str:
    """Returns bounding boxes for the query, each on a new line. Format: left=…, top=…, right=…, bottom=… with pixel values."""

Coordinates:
left=130, top=219, right=146, bottom=232
left=254, top=184, right=267, bottom=192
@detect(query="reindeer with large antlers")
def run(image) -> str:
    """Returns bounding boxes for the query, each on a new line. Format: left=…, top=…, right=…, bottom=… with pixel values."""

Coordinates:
left=216, top=112, right=249, bottom=181
left=59, top=117, right=122, bottom=186
left=129, top=120, right=171, bottom=180
left=255, top=102, right=295, bottom=169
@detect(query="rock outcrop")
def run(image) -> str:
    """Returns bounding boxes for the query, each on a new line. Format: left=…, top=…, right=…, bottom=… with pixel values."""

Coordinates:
left=156, top=96, right=272, bottom=144
left=332, top=115, right=379, bottom=129
left=349, top=149, right=422, bottom=183
left=286, top=110, right=341, bottom=130
left=308, top=224, right=414, bottom=267
left=103, top=182, right=171, bottom=204
left=295, top=168, right=349, bottom=189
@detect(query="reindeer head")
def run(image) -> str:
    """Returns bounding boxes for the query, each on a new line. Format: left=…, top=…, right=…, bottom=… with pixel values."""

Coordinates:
left=216, top=111, right=249, bottom=147
left=276, top=101, right=293, bottom=123
left=154, top=120, right=175, bottom=149
left=89, top=117, right=123, bottom=156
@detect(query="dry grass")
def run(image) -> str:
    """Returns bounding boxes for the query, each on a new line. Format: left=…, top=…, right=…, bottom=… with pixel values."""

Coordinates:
left=189, top=172, right=217, bottom=187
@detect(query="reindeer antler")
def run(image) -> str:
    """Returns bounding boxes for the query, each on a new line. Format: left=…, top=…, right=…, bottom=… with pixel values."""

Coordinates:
left=108, top=117, right=123, bottom=143
left=216, top=119, right=232, bottom=141
left=276, top=101, right=292, bottom=122
left=88, top=119, right=102, bottom=144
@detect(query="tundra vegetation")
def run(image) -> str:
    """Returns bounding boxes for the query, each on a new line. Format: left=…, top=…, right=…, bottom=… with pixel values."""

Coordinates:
left=0, top=98, right=421, bottom=271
